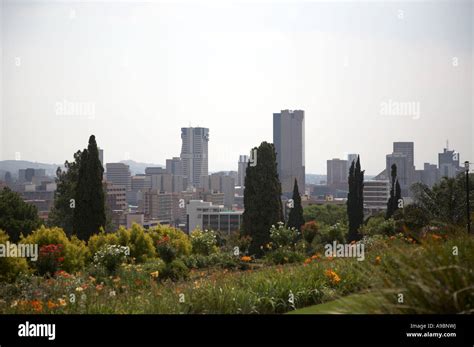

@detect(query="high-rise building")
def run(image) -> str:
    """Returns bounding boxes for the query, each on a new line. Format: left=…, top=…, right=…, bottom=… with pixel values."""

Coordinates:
left=363, top=180, right=390, bottom=212
left=393, top=142, right=414, bottom=168
left=421, top=163, right=439, bottom=187
left=180, top=127, right=209, bottom=188
left=106, top=163, right=132, bottom=191
left=143, top=189, right=172, bottom=222
left=347, top=154, right=359, bottom=167
left=106, top=182, right=128, bottom=211
left=386, top=153, right=409, bottom=196
left=237, top=155, right=249, bottom=187
left=438, top=148, right=460, bottom=178
left=327, top=159, right=348, bottom=187
left=273, top=110, right=305, bottom=196
left=98, top=148, right=104, bottom=167
left=166, top=157, right=183, bottom=176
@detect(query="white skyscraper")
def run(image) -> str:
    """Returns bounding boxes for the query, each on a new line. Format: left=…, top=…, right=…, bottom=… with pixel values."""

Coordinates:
left=180, top=127, right=209, bottom=188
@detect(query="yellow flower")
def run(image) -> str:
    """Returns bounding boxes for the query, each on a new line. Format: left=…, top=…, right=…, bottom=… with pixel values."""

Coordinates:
left=58, top=298, right=67, bottom=307
left=375, top=256, right=381, bottom=265
left=75, top=287, right=84, bottom=292
left=150, top=271, right=159, bottom=278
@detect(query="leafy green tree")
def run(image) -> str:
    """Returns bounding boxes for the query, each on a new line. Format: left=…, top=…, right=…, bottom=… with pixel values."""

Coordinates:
left=48, top=150, right=83, bottom=236
left=287, top=179, right=305, bottom=231
left=73, top=135, right=106, bottom=240
left=242, top=142, right=283, bottom=256
left=0, top=187, right=41, bottom=241
left=303, top=204, right=347, bottom=226
left=411, top=173, right=474, bottom=226
left=347, top=156, right=364, bottom=242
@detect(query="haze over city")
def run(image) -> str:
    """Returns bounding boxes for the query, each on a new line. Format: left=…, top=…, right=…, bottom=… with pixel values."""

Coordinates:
left=1, top=0, right=473, bottom=175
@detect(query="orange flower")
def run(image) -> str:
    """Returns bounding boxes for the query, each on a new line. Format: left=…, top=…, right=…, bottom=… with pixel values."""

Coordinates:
left=58, top=298, right=67, bottom=307
left=311, top=254, right=320, bottom=260
left=240, top=256, right=252, bottom=262
left=304, top=258, right=312, bottom=265
left=375, top=256, right=382, bottom=265
left=47, top=300, right=58, bottom=309
left=30, top=300, right=43, bottom=313
left=324, top=269, right=341, bottom=284
left=95, top=284, right=104, bottom=291
left=431, top=234, right=442, bottom=240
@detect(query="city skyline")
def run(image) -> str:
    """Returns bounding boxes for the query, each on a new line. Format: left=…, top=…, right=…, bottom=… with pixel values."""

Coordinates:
left=1, top=1, right=472, bottom=174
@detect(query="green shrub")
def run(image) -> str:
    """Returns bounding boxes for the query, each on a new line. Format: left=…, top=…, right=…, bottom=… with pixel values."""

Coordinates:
left=270, top=222, right=300, bottom=249
left=301, top=221, right=319, bottom=244
left=361, top=216, right=396, bottom=237
left=93, top=244, right=129, bottom=275
left=20, top=226, right=87, bottom=274
left=155, top=235, right=177, bottom=263
left=264, top=248, right=305, bottom=265
left=128, top=224, right=156, bottom=263
left=312, top=223, right=347, bottom=246
left=88, top=225, right=155, bottom=264
left=149, top=225, right=192, bottom=257
left=0, top=230, right=30, bottom=282
left=182, top=252, right=239, bottom=270
left=88, top=231, right=119, bottom=257
left=190, top=229, right=218, bottom=256
left=160, top=259, right=189, bottom=281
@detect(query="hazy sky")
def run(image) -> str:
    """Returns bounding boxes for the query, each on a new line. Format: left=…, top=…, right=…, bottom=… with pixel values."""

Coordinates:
left=1, top=0, right=473, bottom=175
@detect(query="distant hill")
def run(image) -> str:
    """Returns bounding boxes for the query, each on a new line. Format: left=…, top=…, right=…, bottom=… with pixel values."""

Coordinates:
left=0, top=160, right=62, bottom=179
left=118, top=160, right=164, bottom=175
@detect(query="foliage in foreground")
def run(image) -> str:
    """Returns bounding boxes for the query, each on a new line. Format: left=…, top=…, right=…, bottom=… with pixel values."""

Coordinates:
left=0, top=232, right=471, bottom=314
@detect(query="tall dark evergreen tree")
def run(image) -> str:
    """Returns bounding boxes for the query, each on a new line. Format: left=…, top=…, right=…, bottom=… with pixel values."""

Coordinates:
left=347, top=156, right=364, bottom=242
left=48, top=150, right=83, bottom=235
left=287, top=178, right=305, bottom=231
left=386, top=164, right=401, bottom=219
left=242, top=142, right=283, bottom=256
left=73, top=135, right=106, bottom=240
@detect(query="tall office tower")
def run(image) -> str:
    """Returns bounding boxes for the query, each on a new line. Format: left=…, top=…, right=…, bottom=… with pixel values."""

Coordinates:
left=421, top=163, right=439, bottom=187
left=180, top=127, right=209, bottom=188
left=393, top=142, right=414, bottom=168
left=386, top=153, right=409, bottom=196
left=273, top=110, right=305, bottom=196
left=438, top=147, right=460, bottom=178
left=106, top=163, right=132, bottom=191
left=237, top=155, right=249, bottom=187
left=347, top=154, right=359, bottom=166
left=327, top=159, right=349, bottom=188
left=166, top=157, right=183, bottom=176
left=98, top=148, right=104, bottom=167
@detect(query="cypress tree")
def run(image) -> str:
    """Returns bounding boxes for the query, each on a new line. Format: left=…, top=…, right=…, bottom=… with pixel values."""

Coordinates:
left=347, top=156, right=364, bottom=242
left=287, top=178, right=305, bottom=231
left=242, top=142, right=283, bottom=256
left=73, top=135, right=106, bottom=240
left=386, top=164, right=400, bottom=219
